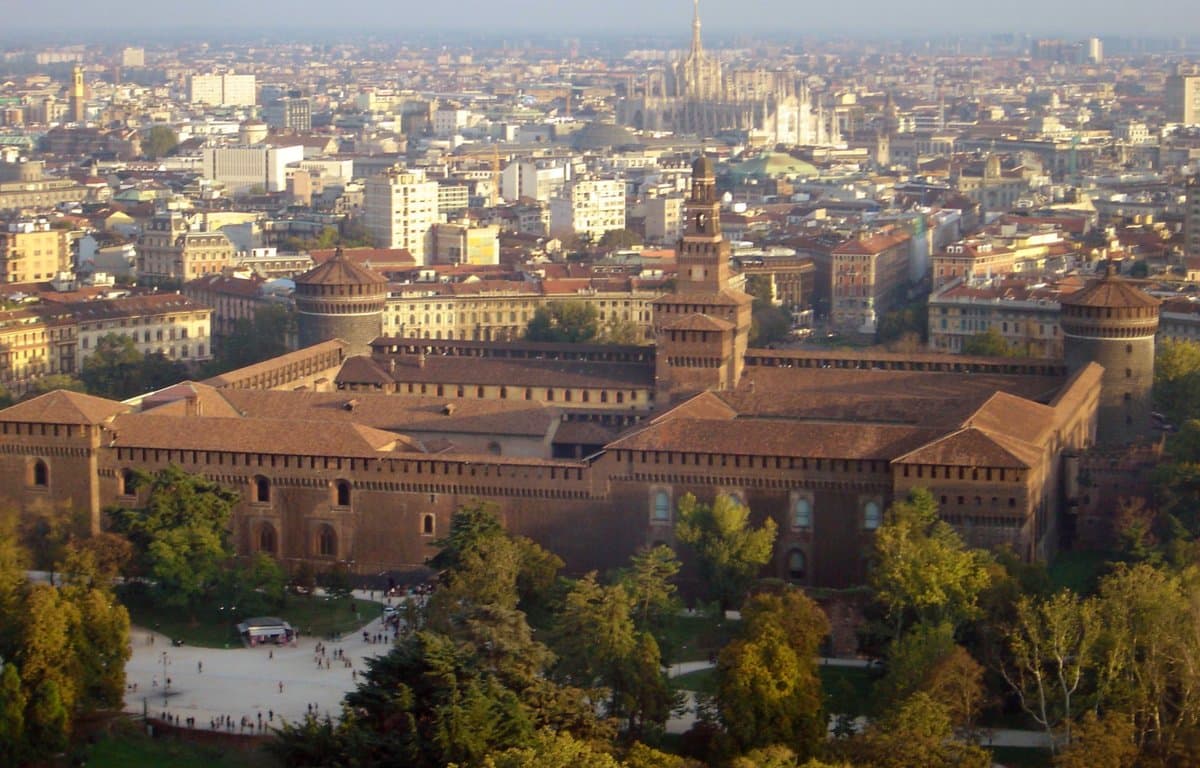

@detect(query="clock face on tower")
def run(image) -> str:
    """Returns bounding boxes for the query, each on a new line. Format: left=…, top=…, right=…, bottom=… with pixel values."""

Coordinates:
left=696, top=213, right=706, bottom=233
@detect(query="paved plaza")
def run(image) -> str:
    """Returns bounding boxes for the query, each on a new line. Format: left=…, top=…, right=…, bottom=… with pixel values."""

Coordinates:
left=122, top=590, right=396, bottom=732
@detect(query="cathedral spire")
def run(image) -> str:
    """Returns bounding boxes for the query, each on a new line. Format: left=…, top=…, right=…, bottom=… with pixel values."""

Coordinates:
left=691, top=0, right=703, bottom=57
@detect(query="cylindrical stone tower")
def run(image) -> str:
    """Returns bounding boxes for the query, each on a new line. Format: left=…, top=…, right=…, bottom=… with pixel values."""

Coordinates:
left=1060, top=265, right=1160, bottom=447
left=294, top=248, right=387, bottom=355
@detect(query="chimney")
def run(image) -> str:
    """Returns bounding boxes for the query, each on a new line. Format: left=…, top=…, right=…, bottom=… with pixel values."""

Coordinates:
left=417, top=352, right=426, bottom=369
left=387, top=358, right=396, bottom=374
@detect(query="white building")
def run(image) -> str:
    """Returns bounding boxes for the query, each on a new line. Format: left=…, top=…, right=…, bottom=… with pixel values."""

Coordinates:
left=202, top=144, right=304, bottom=195
left=120, top=47, right=145, bottom=68
left=643, top=194, right=684, bottom=244
left=188, top=73, right=257, bottom=107
left=433, top=108, right=470, bottom=138
left=364, top=167, right=440, bottom=264
left=549, top=178, right=625, bottom=242
left=499, top=158, right=570, bottom=203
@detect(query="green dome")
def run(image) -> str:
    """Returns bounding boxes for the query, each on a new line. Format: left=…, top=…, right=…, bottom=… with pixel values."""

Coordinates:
left=571, top=122, right=641, bottom=151
left=728, top=152, right=818, bottom=180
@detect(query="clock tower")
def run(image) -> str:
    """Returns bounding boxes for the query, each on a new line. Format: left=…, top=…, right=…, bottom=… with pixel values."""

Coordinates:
left=652, top=156, right=753, bottom=400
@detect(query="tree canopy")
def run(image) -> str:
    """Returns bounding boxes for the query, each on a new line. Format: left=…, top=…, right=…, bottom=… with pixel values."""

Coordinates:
left=675, top=493, right=777, bottom=610
left=961, top=328, right=1018, bottom=357
left=869, top=488, right=992, bottom=637
left=80, top=333, right=189, bottom=400
left=142, top=125, right=179, bottom=160
left=105, top=466, right=237, bottom=613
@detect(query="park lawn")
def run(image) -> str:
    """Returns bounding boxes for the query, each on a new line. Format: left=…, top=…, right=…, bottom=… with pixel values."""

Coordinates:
left=122, top=590, right=384, bottom=648
left=672, top=666, right=716, bottom=693
left=1048, top=550, right=1112, bottom=594
left=989, top=746, right=1053, bottom=768
left=658, top=614, right=738, bottom=663
left=85, top=728, right=275, bottom=768
left=819, top=664, right=876, bottom=718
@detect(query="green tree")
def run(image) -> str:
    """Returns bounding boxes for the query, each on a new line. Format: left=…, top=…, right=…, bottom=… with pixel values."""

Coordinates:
left=716, top=590, right=828, bottom=759
left=65, top=586, right=130, bottom=710
left=601, top=316, right=647, bottom=345
left=1053, top=711, right=1137, bottom=768
left=0, top=662, right=26, bottom=767
left=616, top=545, right=682, bottom=635
left=18, top=585, right=81, bottom=718
left=214, top=304, right=295, bottom=371
left=745, top=275, right=794, bottom=347
left=524, top=301, right=601, bottom=344
left=20, top=374, right=86, bottom=400
left=1155, top=339, right=1200, bottom=425
left=26, top=679, right=69, bottom=756
left=552, top=573, right=673, bottom=735
left=429, top=498, right=506, bottom=572
left=961, top=328, right=1017, bottom=357
left=106, top=466, right=237, bottom=615
left=850, top=692, right=989, bottom=768
left=0, top=383, right=12, bottom=409
left=869, top=489, right=992, bottom=637
left=223, top=552, right=287, bottom=617
left=598, top=229, right=643, bottom=251
left=875, top=621, right=956, bottom=713
left=675, top=493, right=777, bottom=610
left=80, top=333, right=146, bottom=399
left=1091, top=563, right=1200, bottom=758
left=1000, top=590, right=1097, bottom=749
left=875, top=302, right=927, bottom=346
left=143, top=125, right=179, bottom=160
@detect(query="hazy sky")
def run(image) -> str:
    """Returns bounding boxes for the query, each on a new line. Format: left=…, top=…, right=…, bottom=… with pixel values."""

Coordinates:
left=1, top=0, right=1198, bottom=39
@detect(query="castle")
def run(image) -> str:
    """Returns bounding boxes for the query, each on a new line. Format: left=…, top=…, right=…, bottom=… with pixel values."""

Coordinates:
left=0, top=158, right=1159, bottom=588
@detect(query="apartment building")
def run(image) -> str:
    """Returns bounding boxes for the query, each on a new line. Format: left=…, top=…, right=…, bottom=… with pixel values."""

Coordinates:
left=384, top=276, right=660, bottom=342
left=927, top=278, right=1072, bottom=358
left=73, top=293, right=212, bottom=368
left=137, top=212, right=236, bottom=287
left=830, top=230, right=912, bottom=333
left=364, top=168, right=439, bottom=264
left=549, top=178, right=625, bottom=242
left=188, top=73, right=256, bottom=107
left=0, top=220, right=70, bottom=284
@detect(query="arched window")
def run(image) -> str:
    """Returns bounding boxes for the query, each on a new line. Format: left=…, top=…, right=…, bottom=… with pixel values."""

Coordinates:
left=863, top=500, right=882, bottom=530
left=787, top=550, right=807, bottom=580
left=792, top=497, right=812, bottom=530
left=422, top=514, right=435, bottom=536
left=652, top=490, right=671, bottom=522
left=258, top=523, right=277, bottom=554
left=120, top=468, right=137, bottom=496
left=255, top=475, right=270, bottom=503
left=317, top=524, right=337, bottom=557
left=335, top=480, right=351, bottom=507
left=31, top=459, right=48, bottom=488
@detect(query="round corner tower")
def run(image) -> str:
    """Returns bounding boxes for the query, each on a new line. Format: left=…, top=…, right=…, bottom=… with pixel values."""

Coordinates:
left=1059, top=265, right=1160, bottom=447
left=294, top=248, right=388, bottom=355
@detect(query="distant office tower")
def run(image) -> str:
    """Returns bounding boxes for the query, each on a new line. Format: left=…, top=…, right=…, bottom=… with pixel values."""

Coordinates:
left=69, top=65, right=85, bottom=123
left=1166, top=66, right=1200, bottom=125
left=1186, top=176, right=1200, bottom=258
left=263, top=96, right=312, bottom=132
left=549, top=178, right=625, bottom=242
left=120, top=47, right=145, bottom=67
left=364, top=167, right=439, bottom=264
left=201, top=144, right=304, bottom=195
left=188, top=73, right=257, bottom=107
left=1086, top=37, right=1103, bottom=64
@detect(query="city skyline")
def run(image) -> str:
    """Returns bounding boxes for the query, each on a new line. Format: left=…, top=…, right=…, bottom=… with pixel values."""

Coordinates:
left=2, top=0, right=1199, bottom=40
